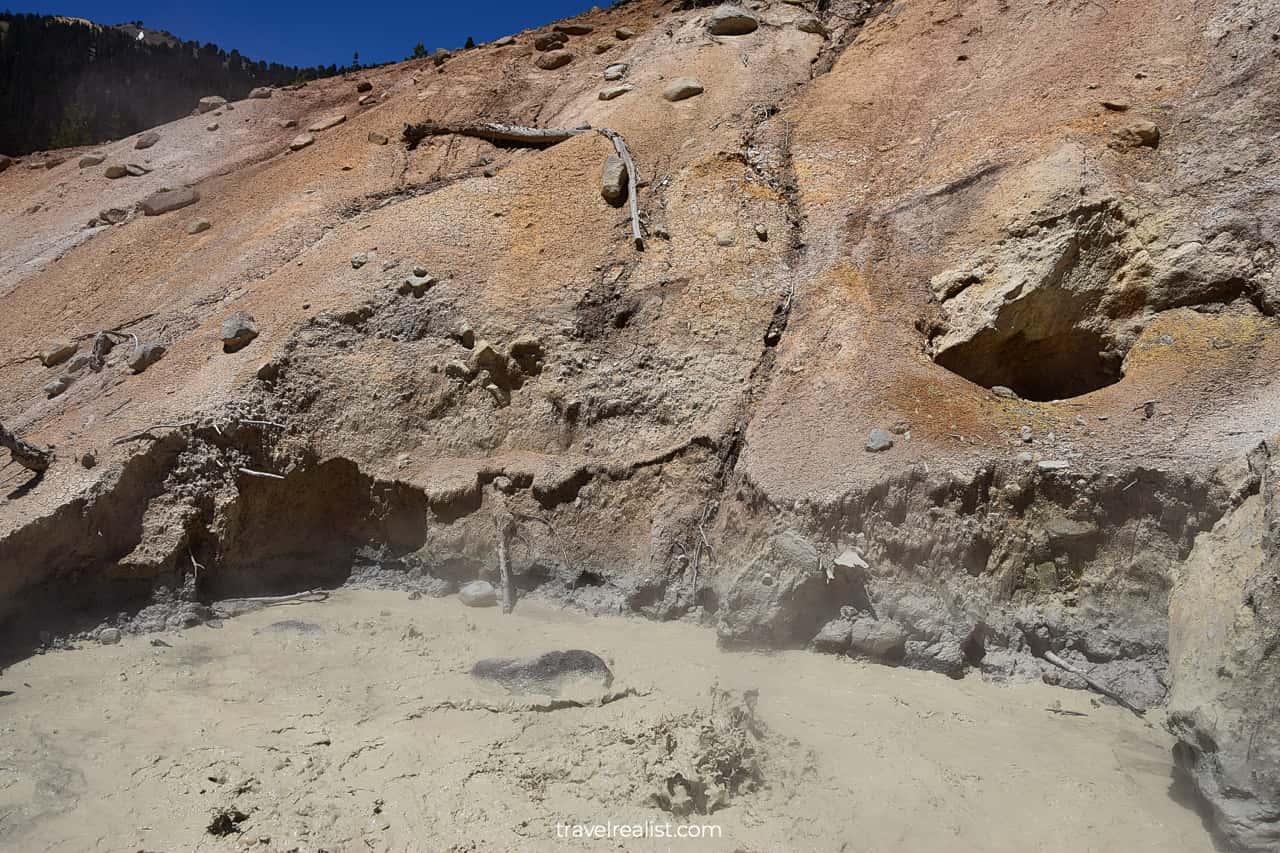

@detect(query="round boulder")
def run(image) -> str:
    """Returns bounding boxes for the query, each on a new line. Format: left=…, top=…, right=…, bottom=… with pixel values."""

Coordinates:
left=535, top=50, right=575, bottom=70
left=707, top=5, right=759, bottom=35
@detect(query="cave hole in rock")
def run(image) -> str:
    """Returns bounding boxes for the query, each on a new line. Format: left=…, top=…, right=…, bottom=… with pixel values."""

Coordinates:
left=931, top=286, right=1127, bottom=401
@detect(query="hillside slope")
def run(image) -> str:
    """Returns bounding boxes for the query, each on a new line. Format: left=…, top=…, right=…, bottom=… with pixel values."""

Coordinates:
left=1, top=0, right=1278, bottom=847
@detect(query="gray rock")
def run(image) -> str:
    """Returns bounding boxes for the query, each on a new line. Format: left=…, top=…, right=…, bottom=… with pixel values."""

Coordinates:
left=289, top=133, right=315, bottom=151
left=598, top=84, right=633, bottom=101
left=134, top=131, right=160, bottom=149
left=604, top=63, right=629, bottom=81
left=279, top=118, right=297, bottom=128
left=368, top=131, right=389, bottom=145
left=220, top=311, right=259, bottom=352
left=100, top=207, right=127, bottom=224
left=64, top=353, right=91, bottom=373
left=992, top=385, right=1019, bottom=399
left=663, top=77, right=704, bottom=102
left=553, top=23, right=594, bottom=35
left=754, top=223, right=768, bottom=240
left=125, top=163, right=149, bottom=177
left=308, top=114, right=346, bottom=132
left=186, top=218, right=211, bottom=235
left=0, top=155, right=10, bottom=172
left=79, top=153, right=106, bottom=168
left=197, top=95, right=227, bottom=113
left=535, top=50, right=575, bottom=70
left=139, top=187, right=199, bottom=216
left=848, top=616, right=908, bottom=659
left=248, top=86, right=273, bottom=99
left=1037, top=460, right=1070, bottom=472
left=206, top=122, right=219, bottom=131
left=1112, top=119, right=1160, bottom=149
left=795, top=16, right=827, bottom=36
left=356, top=80, right=373, bottom=93
left=358, top=94, right=376, bottom=106
left=459, top=580, right=498, bottom=607
left=104, top=164, right=128, bottom=179
left=615, top=26, right=636, bottom=39
left=707, top=5, right=759, bottom=35
left=714, top=225, right=736, bottom=247
left=601, top=154, right=629, bottom=205
left=43, top=375, right=72, bottom=398
left=470, top=649, right=613, bottom=696
left=534, top=32, right=568, bottom=51
left=127, top=342, right=166, bottom=373
left=351, top=253, right=369, bottom=269
left=865, top=428, right=894, bottom=452
left=1020, top=425, right=1033, bottom=443
left=398, top=272, right=435, bottom=297
left=97, top=627, right=122, bottom=645
left=38, top=341, right=77, bottom=367
left=494, top=35, right=516, bottom=47
left=811, top=618, right=853, bottom=653
left=593, top=42, right=613, bottom=54
left=905, top=635, right=967, bottom=677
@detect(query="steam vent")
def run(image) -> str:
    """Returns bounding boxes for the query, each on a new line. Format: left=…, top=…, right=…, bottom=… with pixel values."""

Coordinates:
left=2, top=1, right=1280, bottom=850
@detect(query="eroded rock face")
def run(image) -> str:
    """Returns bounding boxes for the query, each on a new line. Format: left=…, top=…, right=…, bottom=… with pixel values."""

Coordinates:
left=1167, top=445, right=1280, bottom=850
left=2, top=1, right=1280, bottom=846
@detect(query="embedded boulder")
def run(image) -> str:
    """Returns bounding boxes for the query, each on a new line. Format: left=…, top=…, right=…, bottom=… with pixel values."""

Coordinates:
left=139, top=187, right=199, bottom=216
left=707, top=5, right=759, bottom=36
left=220, top=312, right=259, bottom=353
left=601, top=154, right=629, bottom=205
left=663, top=78, right=704, bottom=102
left=535, top=50, right=575, bottom=70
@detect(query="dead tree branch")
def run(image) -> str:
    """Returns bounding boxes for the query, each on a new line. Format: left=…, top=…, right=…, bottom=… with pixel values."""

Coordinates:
left=1042, top=650, right=1145, bottom=717
left=494, top=509, right=517, bottom=614
left=237, top=467, right=286, bottom=480
left=0, top=422, right=53, bottom=473
left=403, top=120, right=587, bottom=150
left=112, top=420, right=197, bottom=445
left=597, top=128, right=644, bottom=249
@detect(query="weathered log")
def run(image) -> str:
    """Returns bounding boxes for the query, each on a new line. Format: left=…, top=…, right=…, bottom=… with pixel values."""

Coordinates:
left=403, top=120, right=587, bottom=150
left=0, top=422, right=53, bottom=473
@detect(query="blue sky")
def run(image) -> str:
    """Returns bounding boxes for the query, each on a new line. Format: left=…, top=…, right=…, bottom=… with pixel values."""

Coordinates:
left=11, top=0, right=602, bottom=67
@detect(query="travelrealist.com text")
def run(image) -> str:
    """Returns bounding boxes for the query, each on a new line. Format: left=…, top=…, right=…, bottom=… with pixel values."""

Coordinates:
left=555, top=820, right=723, bottom=840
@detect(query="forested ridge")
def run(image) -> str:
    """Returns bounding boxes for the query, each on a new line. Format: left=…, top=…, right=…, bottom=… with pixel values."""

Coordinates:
left=0, top=12, right=334, bottom=155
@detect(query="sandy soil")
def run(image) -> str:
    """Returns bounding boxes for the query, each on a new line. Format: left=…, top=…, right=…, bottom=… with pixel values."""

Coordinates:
left=0, top=589, right=1213, bottom=852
